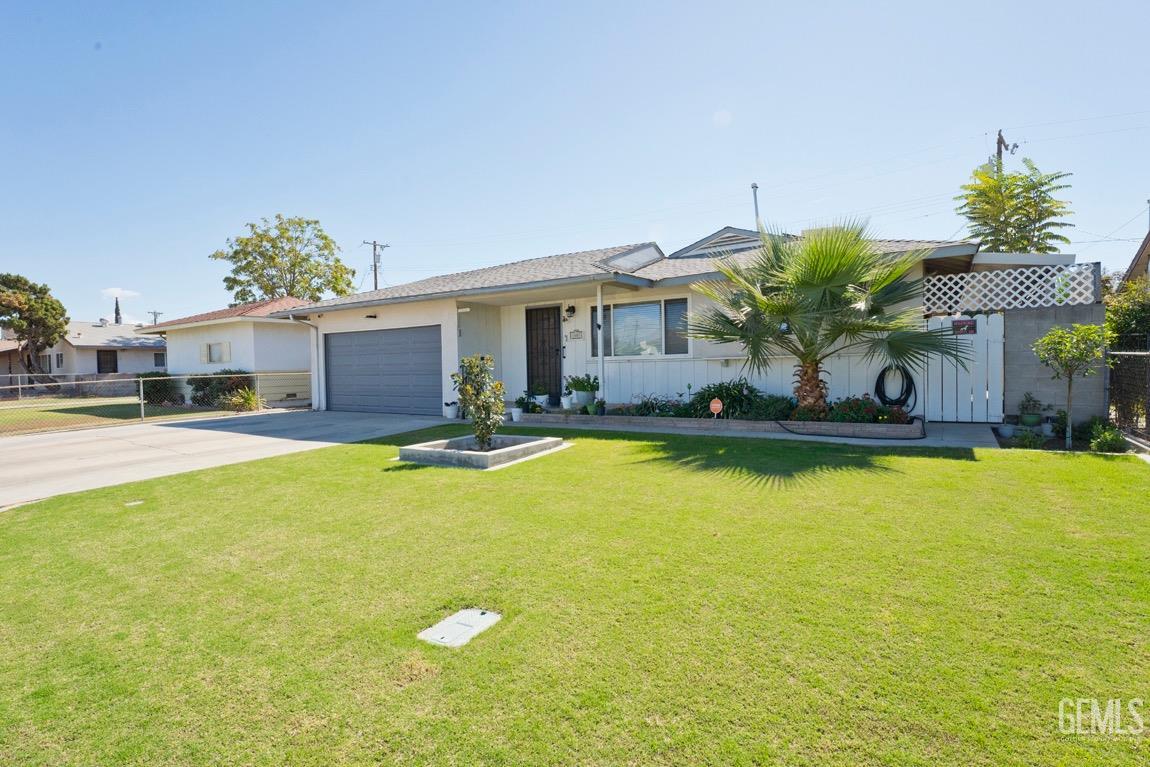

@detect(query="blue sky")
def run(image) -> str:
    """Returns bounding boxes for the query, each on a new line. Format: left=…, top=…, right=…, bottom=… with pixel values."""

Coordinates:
left=2, top=1, right=1148, bottom=324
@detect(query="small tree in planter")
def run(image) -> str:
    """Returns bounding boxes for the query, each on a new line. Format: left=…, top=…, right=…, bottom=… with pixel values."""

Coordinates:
left=1032, top=324, right=1111, bottom=449
left=451, top=354, right=506, bottom=450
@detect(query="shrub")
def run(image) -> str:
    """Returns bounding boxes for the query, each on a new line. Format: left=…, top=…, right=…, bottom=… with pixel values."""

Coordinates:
left=789, top=404, right=827, bottom=421
left=623, top=393, right=680, bottom=417
left=190, top=369, right=253, bottom=407
left=1012, top=429, right=1046, bottom=449
left=828, top=395, right=882, bottom=423
left=138, top=371, right=181, bottom=405
left=747, top=394, right=797, bottom=421
left=1089, top=424, right=1128, bottom=453
left=220, top=387, right=265, bottom=412
left=451, top=355, right=506, bottom=450
left=683, top=379, right=764, bottom=419
left=880, top=406, right=911, bottom=425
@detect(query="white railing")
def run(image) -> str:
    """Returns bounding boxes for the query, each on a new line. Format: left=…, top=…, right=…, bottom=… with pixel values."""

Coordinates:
left=923, top=263, right=1099, bottom=316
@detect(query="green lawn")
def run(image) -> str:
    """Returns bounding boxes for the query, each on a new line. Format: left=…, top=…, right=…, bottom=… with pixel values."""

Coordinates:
left=0, top=397, right=232, bottom=436
left=1, top=426, right=1148, bottom=765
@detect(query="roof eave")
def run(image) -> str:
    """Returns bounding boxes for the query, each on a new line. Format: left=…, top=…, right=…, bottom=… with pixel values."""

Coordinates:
left=137, top=316, right=296, bottom=334
left=271, top=272, right=655, bottom=316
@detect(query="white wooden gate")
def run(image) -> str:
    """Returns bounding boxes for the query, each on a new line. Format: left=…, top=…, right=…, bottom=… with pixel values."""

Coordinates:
left=924, top=313, right=1004, bottom=423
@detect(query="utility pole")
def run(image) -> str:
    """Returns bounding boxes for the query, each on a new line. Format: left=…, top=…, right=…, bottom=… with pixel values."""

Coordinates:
left=995, top=129, right=1019, bottom=165
left=363, top=240, right=390, bottom=291
left=147, top=310, right=163, bottom=325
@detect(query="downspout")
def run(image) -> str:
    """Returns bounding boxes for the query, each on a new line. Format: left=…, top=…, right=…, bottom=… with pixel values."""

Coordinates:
left=287, top=314, right=322, bottom=411
left=596, top=282, right=605, bottom=403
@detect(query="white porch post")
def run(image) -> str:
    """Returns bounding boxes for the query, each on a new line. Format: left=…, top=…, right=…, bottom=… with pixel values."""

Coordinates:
left=596, top=282, right=605, bottom=402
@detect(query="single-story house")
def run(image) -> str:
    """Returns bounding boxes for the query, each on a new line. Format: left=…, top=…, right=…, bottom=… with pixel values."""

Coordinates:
left=138, top=297, right=313, bottom=407
left=1121, top=230, right=1150, bottom=285
left=272, top=226, right=1103, bottom=422
left=28, top=320, right=167, bottom=378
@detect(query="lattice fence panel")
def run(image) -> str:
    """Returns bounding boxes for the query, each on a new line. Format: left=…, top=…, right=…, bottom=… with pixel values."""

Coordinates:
left=923, top=264, right=1098, bottom=316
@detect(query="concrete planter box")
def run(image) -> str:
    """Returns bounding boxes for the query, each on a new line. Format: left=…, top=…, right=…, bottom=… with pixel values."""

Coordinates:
left=519, top=413, right=924, bottom=440
left=399, top=434, right=565, bottom=469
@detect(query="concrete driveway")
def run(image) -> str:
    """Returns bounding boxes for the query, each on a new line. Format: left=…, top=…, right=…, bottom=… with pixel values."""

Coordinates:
left=0, top=410, right=445, bottom=508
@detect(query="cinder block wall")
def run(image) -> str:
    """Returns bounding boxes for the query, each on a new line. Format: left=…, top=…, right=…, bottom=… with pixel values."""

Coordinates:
left=1003, top=303, right=1107, bottom=420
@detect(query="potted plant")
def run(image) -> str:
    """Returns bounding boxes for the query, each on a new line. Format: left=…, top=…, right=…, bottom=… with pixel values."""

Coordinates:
left=506, top=405, right=522, bottom=422
left=516, top=391, right=543, bottom=415
left=595, top=398, right=606, bottom=416
left=584, top=402, right=597, bottom=415
left=1018, top=392, right=1049, bottom=428
left=997, top=418, right=1016, bottom=438
left=559, top=384, right=574, bottom=410
left=564, top=374, right=599, bottom=406
left=443, top=400, right=459, bottom=419
left=529, top=383, right=549, bottom=408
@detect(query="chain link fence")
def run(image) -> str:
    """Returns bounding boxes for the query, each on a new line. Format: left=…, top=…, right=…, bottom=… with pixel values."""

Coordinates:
left=0, top=372, right=311, bottom=437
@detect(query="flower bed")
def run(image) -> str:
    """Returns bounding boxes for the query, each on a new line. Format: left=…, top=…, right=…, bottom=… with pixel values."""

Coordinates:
left=518, top=412, right=924, bottom=440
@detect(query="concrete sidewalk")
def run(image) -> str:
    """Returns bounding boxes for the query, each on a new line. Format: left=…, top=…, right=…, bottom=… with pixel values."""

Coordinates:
left=0, top=410, right=444, bottom=508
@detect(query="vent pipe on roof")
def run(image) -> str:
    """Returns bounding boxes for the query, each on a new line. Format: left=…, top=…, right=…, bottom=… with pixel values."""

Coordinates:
left=751, top=183, right=760, bottom=228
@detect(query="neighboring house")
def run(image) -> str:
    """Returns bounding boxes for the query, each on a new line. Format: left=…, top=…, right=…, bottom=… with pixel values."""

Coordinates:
left=272, top=226, right=1103, bottom=422
left=27, top=320, right=167, bottom=377
left=138, top=297, right=313, bottom=407
left=1121, top=230, right=1150, bottom=285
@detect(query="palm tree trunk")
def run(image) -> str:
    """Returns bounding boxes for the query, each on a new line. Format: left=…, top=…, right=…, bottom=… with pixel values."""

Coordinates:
left=795, top=361, right=828, bottom=412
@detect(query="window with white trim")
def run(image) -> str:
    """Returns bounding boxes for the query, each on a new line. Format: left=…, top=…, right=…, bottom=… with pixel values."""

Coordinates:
left=203, top=342, right=230, bottom=364
left=591, top=298, right=690, bottom=357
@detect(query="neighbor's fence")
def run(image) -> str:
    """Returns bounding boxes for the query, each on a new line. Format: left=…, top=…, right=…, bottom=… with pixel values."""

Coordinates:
left=0, top=371, right=311, bottom=437
left=923, top=263, right=1100, bottom=316
left=1109, top=347, right=1149, bottom=440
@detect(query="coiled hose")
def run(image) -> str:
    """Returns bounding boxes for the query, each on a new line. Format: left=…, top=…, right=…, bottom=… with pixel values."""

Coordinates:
left=874, top=364, right=916, bottom=412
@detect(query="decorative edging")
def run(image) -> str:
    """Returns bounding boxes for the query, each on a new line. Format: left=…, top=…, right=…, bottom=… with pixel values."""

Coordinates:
left=517, top=413, right=925, bottom=440
left=399, top=434, right=566, bottom=469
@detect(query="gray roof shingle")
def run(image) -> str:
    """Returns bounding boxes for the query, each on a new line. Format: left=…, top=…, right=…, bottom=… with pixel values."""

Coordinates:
left=283, top=243, right=653, bottom=312
left=276, top=233, right=976, bottom=314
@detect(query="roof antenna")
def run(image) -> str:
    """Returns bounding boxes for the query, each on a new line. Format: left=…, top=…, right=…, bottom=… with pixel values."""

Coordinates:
left=751, top=182, right=760, bottom=229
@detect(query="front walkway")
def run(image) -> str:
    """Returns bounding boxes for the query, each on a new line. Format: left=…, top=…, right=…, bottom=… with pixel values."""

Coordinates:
left=0, top=410, right=444, bottom=508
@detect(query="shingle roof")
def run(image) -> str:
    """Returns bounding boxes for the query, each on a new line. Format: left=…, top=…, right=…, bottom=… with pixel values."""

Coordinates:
left=147, top=297, right=310, bottom=330
left=64, top=322, right=166, bottom=349
left=634, top=238, right=977, bottom=281
left=276, top=233, right=975, bottom=314
left=284, top=244, right=653, bottom=312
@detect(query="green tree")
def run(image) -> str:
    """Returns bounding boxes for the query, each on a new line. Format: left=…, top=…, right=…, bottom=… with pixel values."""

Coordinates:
left=956, top=157, right=1073, bottom=253
left=0, top=274, right=69, bottom=376
left=688, top=224, right=968, bottom=415
left=451, top=355, right=506, bottom=450
left=210, top=215, right=355, bottom=304
left=1031, top=324, right=1111, bottom=449
left=1104, top=276, right=1150, bottom=350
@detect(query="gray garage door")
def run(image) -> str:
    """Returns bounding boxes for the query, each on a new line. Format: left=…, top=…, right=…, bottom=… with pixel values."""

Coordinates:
left=324, top=325, right=443, bottom=415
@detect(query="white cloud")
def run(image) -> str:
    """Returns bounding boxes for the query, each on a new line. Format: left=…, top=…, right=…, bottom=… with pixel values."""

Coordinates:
left=101, top=287, right=141, bottom=299
left=712, top=109, right=733, bottom=128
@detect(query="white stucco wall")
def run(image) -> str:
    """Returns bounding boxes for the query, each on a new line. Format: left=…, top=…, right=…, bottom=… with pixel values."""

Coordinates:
left=163, top=323, right=257, bottom=373
left=252, top=322, right=312, bottom=371
left=305, top=299, right=460, bottom=411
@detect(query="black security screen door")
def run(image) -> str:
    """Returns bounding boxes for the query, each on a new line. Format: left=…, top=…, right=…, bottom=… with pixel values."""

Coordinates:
left=525, top=306, right=562, bottom=405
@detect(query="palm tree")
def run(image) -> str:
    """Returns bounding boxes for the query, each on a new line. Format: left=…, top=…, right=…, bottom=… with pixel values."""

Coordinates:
left=688, top=224, right=968, bottom=414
